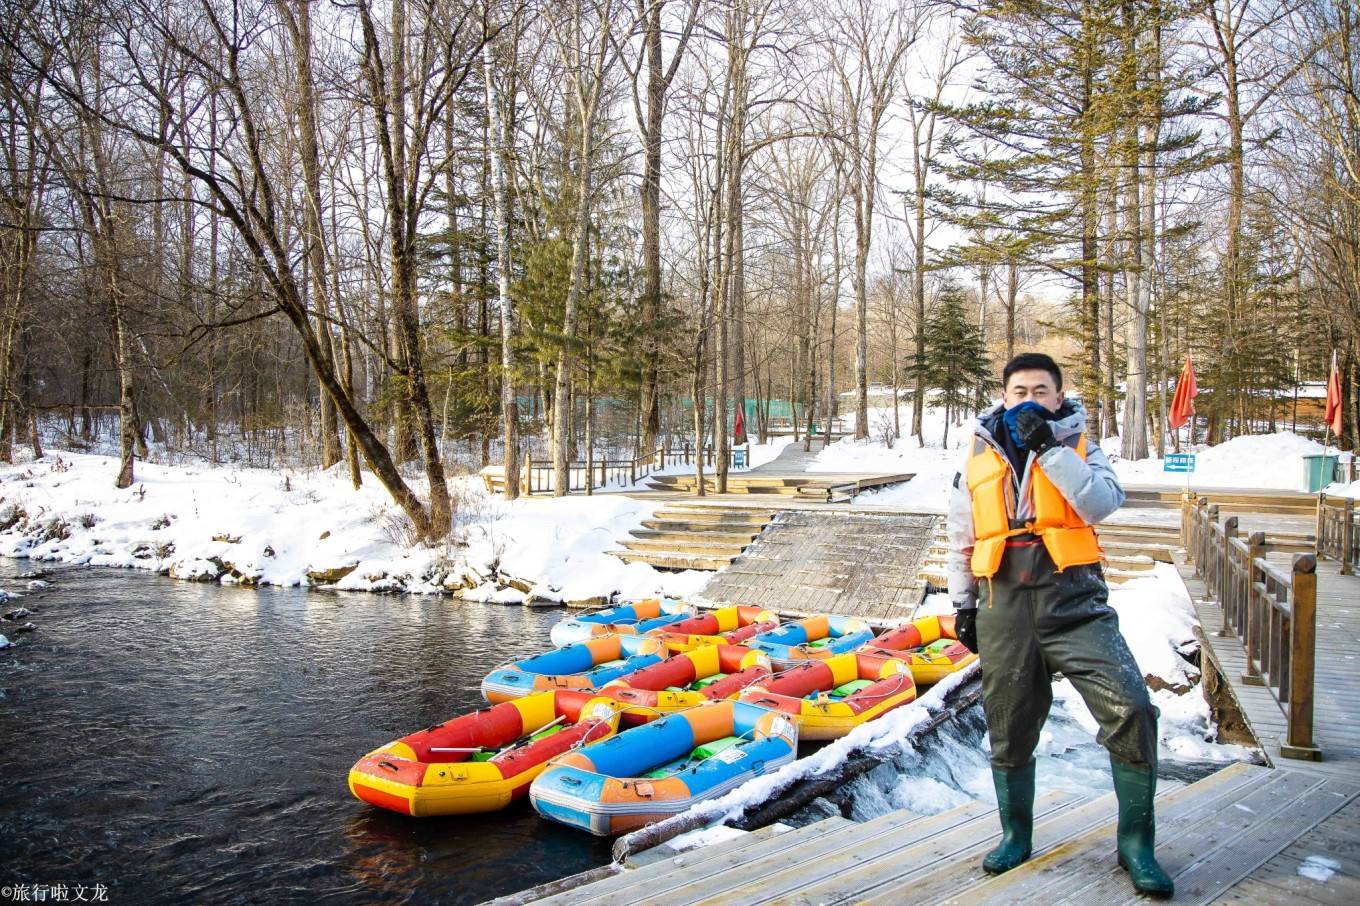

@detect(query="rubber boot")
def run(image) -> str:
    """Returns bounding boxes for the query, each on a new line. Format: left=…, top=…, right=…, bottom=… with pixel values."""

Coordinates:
left=982, top=760, right=1035, bottom=874
left=1111, top=759, right=1174, bottom=898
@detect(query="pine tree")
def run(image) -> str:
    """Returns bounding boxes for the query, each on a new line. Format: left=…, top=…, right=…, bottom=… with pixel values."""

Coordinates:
left=915, top=281, right=993, bottom=447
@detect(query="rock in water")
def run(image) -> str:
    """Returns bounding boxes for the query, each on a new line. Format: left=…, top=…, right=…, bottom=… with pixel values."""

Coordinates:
left=3, top=607, right=33, bottom=621
left=12, top=622, right=36, bottom=634
left=26, top=580, right=50, bottom=591
left=0, top=634, right=10, bottom=649
left=306, top=563, right=358, bottom=585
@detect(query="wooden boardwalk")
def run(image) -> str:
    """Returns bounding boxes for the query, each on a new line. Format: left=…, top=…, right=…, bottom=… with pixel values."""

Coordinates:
left=489, top=763, right=1359, bottom=905
left=1178, top=554, right=1360, bottom=781
left=1175, top=547, right=1360, bottom=902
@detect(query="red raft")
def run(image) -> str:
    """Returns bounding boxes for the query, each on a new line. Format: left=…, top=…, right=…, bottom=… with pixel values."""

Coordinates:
left=857, top=615, right=978, bottom=685
left=649, top=605, right=779, bottom=652
left=348, top=690, right=619, bottom=816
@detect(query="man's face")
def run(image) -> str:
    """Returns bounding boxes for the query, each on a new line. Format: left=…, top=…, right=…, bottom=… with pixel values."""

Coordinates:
left=1003, top=369, right=1063, bottom=413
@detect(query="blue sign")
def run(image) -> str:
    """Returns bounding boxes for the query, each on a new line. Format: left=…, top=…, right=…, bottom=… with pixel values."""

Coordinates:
left=1164, top=453, right=1196, bottom=473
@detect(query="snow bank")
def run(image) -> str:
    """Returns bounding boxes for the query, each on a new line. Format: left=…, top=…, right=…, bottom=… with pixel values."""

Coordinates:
left=1113, top=431, right=1325, bottom=491
left=0, top=452, right=707, bottom=602
left=827, top=403, right=1327, bottom=496
left=808, top=405, right=967, bottom=513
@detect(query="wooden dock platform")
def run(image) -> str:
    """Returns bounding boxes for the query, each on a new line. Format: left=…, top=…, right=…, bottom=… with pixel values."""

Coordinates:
left=488, top=762, right=1358, bottom=905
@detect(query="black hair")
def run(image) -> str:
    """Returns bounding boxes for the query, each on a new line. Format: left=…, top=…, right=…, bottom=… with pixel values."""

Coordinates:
left=1002, top=352, right=1062, bottom=391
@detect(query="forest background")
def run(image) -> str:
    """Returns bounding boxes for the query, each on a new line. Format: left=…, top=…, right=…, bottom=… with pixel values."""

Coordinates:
left=1, top=0, right=1356, bottom=540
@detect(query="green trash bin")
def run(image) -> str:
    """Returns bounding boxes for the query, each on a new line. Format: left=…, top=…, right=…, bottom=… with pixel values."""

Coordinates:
left=1302, top=453, right=1339, bottom=492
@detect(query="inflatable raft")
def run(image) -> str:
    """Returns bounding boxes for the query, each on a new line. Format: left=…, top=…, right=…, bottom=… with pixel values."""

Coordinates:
left=599, top=644, right=773, bottom=723
left=738, top=652, right=917, bottom=740
left=530, top=699, right=798, bottom=835
left=348, top=691, right=620, bottom=816
left=857, top=614, right=978, bottom=685
left=649, top=605, right=779, bottom=652
left=481, top=635, right=667, bottom=703
left=745, top=614, right=874, bottom=668
left=549, top=598, right=691, bottom=647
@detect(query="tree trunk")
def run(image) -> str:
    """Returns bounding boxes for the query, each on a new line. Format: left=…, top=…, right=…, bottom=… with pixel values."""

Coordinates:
left=284, top=0, right=342, bottom=470
left=554, top=134, right=593, bottom=496
left=484, top=42, right=519, bottom=499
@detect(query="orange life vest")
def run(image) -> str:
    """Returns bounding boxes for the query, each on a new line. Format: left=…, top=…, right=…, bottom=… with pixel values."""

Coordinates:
left=965, top=433, right=1102, bottom=578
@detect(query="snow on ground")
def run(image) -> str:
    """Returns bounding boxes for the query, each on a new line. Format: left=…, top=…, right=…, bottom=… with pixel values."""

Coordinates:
left=747, top=436, right=795, bottom=468
left=816, top=400, right=1332, bottom=507
left=0, top=451, right=708, bottom=603
left=1297, top=855, right=1341, bottom=883
left=1110, top=431, right=1326, bottom=491
left=808, top=404, right=967, bottom=513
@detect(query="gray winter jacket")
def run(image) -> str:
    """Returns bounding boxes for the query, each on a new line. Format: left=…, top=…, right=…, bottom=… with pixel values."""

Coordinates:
left=946, top=399, right=1125, bottom=610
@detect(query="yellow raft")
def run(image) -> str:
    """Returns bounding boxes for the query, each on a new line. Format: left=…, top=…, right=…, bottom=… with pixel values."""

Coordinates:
left=738, top=652, right=917, bottom=741
left=857, top=614, right=978, bottom=685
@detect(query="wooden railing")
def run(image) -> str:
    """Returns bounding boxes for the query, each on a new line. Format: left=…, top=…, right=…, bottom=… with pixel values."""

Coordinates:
left=509, top=443, right=746, bottom=495
left=1316, top=492, right=1358, bottom=575
left=1183, top=493, right=1320, bottom=760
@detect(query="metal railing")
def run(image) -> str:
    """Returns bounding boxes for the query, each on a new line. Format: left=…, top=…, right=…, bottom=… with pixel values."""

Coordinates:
left=1183, top=493, right=1320, bottom=760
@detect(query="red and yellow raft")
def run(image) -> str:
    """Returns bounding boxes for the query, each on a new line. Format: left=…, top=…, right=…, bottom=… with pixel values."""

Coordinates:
left=649, top=605, right=779, bottom=652
left=599, top=644, right=772, bottom=724
left=738, top=651, right=917, bottom=741
left=857, top=615, right=978, bottom=685
left=348, top=691, right=620, bottom=816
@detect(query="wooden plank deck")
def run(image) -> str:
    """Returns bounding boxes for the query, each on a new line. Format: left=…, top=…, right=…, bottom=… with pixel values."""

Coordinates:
left=489, top=763, right=1359, bottom=905
left=493, top=500, right=1360, bottom=906
left=1178, top=553, right=1360, bottom=782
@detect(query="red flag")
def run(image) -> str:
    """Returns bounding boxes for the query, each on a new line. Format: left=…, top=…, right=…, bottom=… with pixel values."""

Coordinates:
left=1168, top=354, right=1198, bottom=430
left=1325, top=349, right=1344, bottom=437
left=733, top=404, right=745, bottom=441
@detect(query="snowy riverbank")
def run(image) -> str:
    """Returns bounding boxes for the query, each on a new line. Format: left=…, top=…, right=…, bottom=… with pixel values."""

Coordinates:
left=0, top=451, right=710, bottom=605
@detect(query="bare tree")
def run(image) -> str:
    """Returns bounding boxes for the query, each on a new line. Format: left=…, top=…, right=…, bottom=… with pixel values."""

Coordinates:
left=823, top=0, right=920, bottom=439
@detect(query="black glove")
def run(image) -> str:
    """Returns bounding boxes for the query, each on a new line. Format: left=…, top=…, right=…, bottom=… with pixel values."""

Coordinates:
left=1015, top=408, right=1059, bottom=455
left=954, top=609, right=978, bottom=654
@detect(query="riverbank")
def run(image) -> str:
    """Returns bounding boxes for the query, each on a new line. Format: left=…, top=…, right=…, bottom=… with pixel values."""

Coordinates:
left=0, top=450, right=710, bottom=605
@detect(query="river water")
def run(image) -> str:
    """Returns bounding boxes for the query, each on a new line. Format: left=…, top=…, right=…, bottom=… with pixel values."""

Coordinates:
left=0, top=564, right=613, bottom=905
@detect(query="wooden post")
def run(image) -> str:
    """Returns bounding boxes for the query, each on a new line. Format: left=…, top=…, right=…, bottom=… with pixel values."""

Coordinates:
left=1343, top=498, right=1356, bottom=575
left=1240, top=549, right=1264, bottom=686
left=1282, top=553, right=1321, bottom=760
left=1180, top=491, right=1194, bottom=549
left=1202, top=504, right=1220, bottom=593
left=1221, top=516, right=1238, bottom=611
left=630, top=459, right=636, bottom=486
left=1316, top=492, right=1327, bottom=559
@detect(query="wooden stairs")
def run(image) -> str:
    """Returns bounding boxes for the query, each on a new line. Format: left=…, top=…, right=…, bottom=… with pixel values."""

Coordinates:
left=646, top=473, right=912, bottom=502
left=915, top=523, right=1172, bottom=591
left=611, top=504, right=778, bottom=571
left=491, top=762, right=1359, bottom=905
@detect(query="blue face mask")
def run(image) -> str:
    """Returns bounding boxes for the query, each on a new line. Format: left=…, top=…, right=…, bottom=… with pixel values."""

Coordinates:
left=1003, top=400, right=1049, bottom=450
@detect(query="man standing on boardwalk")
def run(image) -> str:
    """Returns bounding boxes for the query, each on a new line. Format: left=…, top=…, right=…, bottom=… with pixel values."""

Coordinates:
left=946, top=352, right=1173, bottom=898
